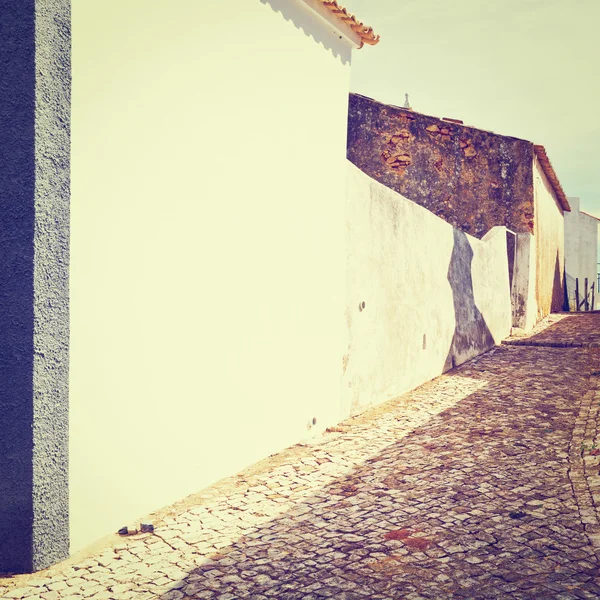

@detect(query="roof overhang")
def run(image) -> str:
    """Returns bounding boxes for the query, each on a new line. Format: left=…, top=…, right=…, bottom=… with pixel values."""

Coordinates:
left=533, top=145, right=571, bottom=212
left=301, top=0, right=380, bottom=49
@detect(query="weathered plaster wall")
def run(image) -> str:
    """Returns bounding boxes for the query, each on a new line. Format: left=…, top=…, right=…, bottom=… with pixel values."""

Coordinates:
left=565, top=197, right=599, bottom=310
left=511, top=233, right=538, bottom=331
left=71, top=0, right=351, bottom=552
left=343, top=163, right=512, bottom=415
left=0, top=0, right=70, bottom=574
left=533, top=157, right=565, bottom=319
left=347, top=93, right=535, bottom=239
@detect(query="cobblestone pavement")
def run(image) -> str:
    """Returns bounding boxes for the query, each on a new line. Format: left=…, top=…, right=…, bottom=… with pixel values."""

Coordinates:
left=504, top=312, right=600, bottom=348
left=3, top=314, right=600, bottom=599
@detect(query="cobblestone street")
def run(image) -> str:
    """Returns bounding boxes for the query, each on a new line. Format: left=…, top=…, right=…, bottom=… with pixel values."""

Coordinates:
left=3, top=313, right=600, bottom=599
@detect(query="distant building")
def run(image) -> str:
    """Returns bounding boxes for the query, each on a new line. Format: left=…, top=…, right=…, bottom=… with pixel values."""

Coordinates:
left=564, top=197, right=599, bottom=310
left=347, top=93, right=570, bottom=328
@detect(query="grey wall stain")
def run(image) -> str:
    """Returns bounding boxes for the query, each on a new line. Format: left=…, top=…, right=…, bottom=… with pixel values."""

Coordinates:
left=444, top=229, right=495, bottom=372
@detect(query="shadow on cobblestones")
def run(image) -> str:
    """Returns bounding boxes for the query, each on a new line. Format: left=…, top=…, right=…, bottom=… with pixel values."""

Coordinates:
left=504, top=312, right=600, bottom=348
left=156, top=343, right=600, bottom=599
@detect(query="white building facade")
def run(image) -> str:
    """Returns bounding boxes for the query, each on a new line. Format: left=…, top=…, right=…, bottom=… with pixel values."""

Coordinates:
left=564, top=197, right=599, bottom=310
left=70, top=0, right=378, bottom=554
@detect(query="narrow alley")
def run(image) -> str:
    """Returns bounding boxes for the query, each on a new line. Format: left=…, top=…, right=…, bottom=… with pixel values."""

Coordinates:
left=3, top=313, right=600, bottom=600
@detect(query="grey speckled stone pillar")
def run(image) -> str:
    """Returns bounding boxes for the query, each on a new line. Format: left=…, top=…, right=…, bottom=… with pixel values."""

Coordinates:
left=0, top=0, right=70, bottom=574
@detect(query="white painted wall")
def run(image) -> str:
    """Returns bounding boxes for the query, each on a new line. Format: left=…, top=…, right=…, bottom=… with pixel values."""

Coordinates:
left=511, top=232, right=538, bottom=331
left=533, top=158, right=565, bottom=320
left=343, top=163, right=512, bottom=415
left=565, top=196, right=599, bottom=310
left=71, top=0, right=354, bottom=552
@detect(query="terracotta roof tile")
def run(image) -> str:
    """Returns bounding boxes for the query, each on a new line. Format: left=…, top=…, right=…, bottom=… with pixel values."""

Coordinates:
left=318, top=1, right=380, bottom=48
left=533, top=145, right=571, bottom=212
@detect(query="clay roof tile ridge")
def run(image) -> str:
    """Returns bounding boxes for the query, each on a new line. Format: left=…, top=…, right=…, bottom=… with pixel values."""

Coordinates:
left=317, top=0, right=380, bottom=47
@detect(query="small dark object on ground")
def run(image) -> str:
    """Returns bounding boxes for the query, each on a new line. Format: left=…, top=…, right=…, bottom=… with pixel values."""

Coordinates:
left=118, top=523, right=154, bottom=536
left=508, top=511, right=526, bottom=519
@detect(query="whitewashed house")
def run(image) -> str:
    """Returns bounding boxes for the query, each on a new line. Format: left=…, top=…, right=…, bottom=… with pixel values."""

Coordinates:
left=564, top=197, right=599, bottom=310
left=69, top=0, right=379, bottom=559
left=0, top=0, right=378, bottom=573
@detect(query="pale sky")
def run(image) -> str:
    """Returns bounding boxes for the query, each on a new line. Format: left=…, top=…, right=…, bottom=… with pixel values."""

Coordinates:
left=342, top=0, right=600, bottom=218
